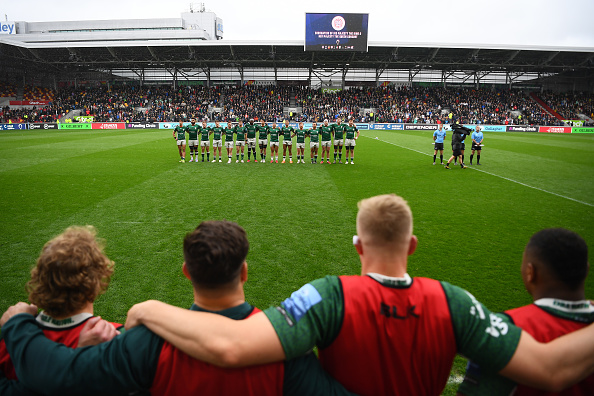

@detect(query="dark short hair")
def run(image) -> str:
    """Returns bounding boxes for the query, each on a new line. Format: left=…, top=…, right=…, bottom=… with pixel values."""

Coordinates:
left=183, top=221, right=249, bottom=289
left=527, top=228, right=588, bottom=289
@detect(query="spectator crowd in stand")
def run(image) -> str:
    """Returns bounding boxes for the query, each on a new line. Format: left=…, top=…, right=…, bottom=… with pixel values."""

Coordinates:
left=0, top=82, right=592, bottom=126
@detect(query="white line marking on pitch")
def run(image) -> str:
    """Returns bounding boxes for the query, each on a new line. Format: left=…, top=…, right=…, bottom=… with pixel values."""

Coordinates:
left=364, top=135, right=594, bottom=208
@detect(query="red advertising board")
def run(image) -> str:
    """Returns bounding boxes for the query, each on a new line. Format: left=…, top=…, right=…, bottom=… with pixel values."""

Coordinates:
left=9, top=100, right=50, bottom=106
left=539, top=126, right=572, bottom=133
left=92, top=123, right=126, bottom=130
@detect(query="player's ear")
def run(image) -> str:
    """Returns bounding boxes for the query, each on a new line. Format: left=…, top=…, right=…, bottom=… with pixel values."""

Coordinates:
left=524, top=262, right=536, bottom=285
left=182, top=262, right=191, bottom=281
left=407, top=235, right=418, bottom=256
left=240, top=261, right=248, bottom=283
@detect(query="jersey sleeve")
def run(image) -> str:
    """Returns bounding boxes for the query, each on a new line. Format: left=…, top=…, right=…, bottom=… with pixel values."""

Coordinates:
left=441, top=282, right=522, bottom=373
left=0, top=370, right=38, bottom=396
left=263, top=275, right=344, bottom=360
left=457, top=325, right=518, bottom=396
left=2, top=314, right=163, bottom=395
left=283, top=352, right=358, bottom=396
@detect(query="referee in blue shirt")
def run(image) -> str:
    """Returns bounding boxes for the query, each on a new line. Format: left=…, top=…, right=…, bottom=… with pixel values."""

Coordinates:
left=470, top=126, right=484, bottom=165
left=433, top=124, right=446, bottom=165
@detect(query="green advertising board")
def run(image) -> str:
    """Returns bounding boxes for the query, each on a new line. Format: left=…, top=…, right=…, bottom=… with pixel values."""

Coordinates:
left=572, top=127, right=594, bottom=134
left=59, top=123, right=93, bottom=130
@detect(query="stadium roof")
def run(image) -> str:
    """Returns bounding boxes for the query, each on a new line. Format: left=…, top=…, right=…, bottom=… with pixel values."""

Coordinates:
left=2, top=38, right=593, bottom=84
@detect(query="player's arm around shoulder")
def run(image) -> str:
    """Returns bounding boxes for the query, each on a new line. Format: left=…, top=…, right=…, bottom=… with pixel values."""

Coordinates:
left=125, top=300, right=284, bottom=368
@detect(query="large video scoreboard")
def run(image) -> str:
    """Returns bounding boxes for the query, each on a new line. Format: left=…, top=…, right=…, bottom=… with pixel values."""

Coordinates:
left=305, top=13, right=369, bottom=52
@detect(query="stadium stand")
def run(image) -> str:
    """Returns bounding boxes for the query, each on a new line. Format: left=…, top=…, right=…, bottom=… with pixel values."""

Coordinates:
left=1, top=84, right=590, bottom=126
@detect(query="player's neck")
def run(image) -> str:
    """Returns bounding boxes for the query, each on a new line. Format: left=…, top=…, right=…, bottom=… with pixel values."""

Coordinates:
left=193, top=288, right=246, bottom=312
left=532, top=285, right=585, bottom=302
left=50, top=302, right=94, bottom=321
left=360, top=252, right=408, bottom=278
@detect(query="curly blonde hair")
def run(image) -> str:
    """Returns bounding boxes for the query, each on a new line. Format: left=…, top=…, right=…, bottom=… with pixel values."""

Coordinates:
left=27, top=226, right=114, bottom=318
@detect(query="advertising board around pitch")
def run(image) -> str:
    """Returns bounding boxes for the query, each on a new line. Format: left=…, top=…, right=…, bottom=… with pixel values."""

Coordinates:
left=305, top=13, right=369, bottom=52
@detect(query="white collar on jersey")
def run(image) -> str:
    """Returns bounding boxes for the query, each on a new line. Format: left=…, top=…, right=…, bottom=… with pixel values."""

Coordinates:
left=534, top=298, right=594, bottom=313
left=367, top=272, right=413, bottom=286
left=36, top=311, right=94, bottom=329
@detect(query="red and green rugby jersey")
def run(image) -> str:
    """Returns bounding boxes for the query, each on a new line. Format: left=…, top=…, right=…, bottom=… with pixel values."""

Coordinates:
left=0, top=312, right=121, bottom=380
left=264, top=274, right=522, bottom=396
left=459, top=299, right=594, bottom=396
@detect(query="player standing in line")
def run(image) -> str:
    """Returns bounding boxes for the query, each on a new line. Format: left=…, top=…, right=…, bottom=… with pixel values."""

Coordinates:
left=234, top=120, right=246, bottom=163
left=281, top=120, right=294, bottom=164
left=245, top=119, right=258, bottom=162
left=120, top=194, right=594, bottom=396
left=319, top=119, right=334, bottom=164
left=470, top=126, right=484, bottom=165
left=199, top=120, right=211, bottom=163
left=210, top=120, right=224, bottom=163
left=292, top=122, right=307, bottom=164
left=224, top=121, right=235, bottom=164
left=186, top=119, right=200, bottom=163
left=433, top=124, right=446, bottom=165
left=0, top=226, right=120, bottom=384
left=0, top=222, right=357, bottom=396
left=268, top=121, right=281, bottom=163
left=257, top=120, right=269, bottom=163
left=173, top=121, right=186, bottom=163
left=458, top=228, right=594, bottom=395
left=308, top=122, right=320, bottom=164
left=344, top=118, right=359, bottom=165
left=333, top=117, right=345, bottom=164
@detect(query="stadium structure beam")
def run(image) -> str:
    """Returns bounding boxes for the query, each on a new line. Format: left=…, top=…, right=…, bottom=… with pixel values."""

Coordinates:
left=428, top=48, right=440, bottom=61
left=147, top=46, right=159, bottom=61
left=107, top=47, right=120, bottom=62
left=542, top=51, right=560, bottom=65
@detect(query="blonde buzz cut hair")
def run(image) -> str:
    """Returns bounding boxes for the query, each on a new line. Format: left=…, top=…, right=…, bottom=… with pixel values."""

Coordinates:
left=356, top=194, right=413, bottom=250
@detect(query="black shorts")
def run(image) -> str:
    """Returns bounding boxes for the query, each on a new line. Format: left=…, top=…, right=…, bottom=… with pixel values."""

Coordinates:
left=434, top=143, right=444, bottom=150
left=460, top=143, right=466, bottom=150
left=452, top=144, right=462, bottom=157
left=472, top=143, right=482, bottom=151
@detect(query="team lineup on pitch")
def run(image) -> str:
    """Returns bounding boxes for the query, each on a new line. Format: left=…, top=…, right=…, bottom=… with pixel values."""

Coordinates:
left=174, top=117, right=361, bottom=165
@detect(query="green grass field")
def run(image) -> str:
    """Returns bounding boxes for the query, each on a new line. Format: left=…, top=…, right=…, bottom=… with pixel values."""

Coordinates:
left=1, top=127, right=593, bottom=394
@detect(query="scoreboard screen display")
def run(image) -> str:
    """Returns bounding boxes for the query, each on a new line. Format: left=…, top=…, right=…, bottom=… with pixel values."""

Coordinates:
left=305, top=13, right=369, bottom=52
